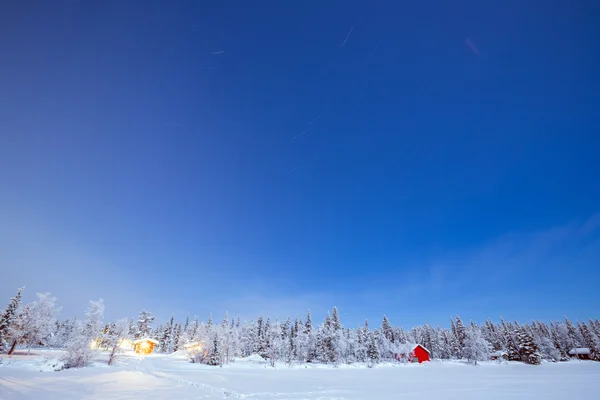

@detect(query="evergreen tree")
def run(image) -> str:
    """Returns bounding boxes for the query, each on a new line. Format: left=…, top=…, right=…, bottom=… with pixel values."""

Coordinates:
left=172, top=323, right=182, bottom=352
left=501, top=319, right=520, bottom=361
left=0, top=287, right=24, bottom=353
left=463, top=325, right=491, bottom=365
left=532, top=326, right=560, bottom=362
left=367, top=331, right=380, bottom=367
left=565, top=317, right=583, bottom=348
left=579, top=322, right=600, bottom=361
left=304, top=311, right=316, bottom=363
left=381, top=316, right=393, bottom=342
left=515, top=327, right=541, bottom=365
left=128, top=319, right=135, bottom=338
left=190, top=317, right=199, bottom=340
left=454, top=316, right=467, bottom=358
left=135, top=310, right=155, bottom=339
left=208, top=334, right=222, bottom=366
left=160, top=317, right=174, bottom=353
left=332, top=307, right=342, bottom=331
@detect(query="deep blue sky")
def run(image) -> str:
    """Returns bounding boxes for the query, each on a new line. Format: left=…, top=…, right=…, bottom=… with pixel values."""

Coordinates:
left=1, top=0, right=599, bottom=328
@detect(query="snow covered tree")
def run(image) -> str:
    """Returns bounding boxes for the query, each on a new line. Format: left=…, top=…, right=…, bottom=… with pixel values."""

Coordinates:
left=104, top=319, right=129, bottom=365
left=208, top=331, right=223, bottom=366
left=500, top=319, right=520, bottom=361
left=565, top=317, right=584, bottom=349
left=189, top=317, right=199, bottom=340
left=304, top=310, right=317, bottom=363
left=531, top=322, right=560, bottom=362
left=266, top=319, right=286, bottom=367
left=515, top=327, right=541, bottom=365
left=6, top=303, right=31, bottom=356
left=453, top=316, right=467, bottom=358
left=367, top=331, right=380, bottom=367
left=463, top=324, right=491, bottom=365
left=160, top=317, right=174, bottom=353
left=49, top=318, right=77, bottom=348
left=63, top=299, right=105, bottom=369
left=0, top=287, right=24, bottom=353
left=579, top=322, right=600, bottom=361
left=21, top=293, right=60, bottom=353
left=172, top=323, right=182, bottom=352
left=381, top=316, right=393, bottom=342
left=135, top=310, right=154, bottom=339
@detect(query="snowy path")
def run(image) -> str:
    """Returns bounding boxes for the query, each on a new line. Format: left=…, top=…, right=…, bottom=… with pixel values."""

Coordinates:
left=2, top=352, right=600, bottom=399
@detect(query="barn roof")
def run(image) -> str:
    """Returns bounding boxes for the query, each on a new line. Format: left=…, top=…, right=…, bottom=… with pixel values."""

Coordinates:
left=490, top=351, right=507, bottom=357
left=133, top=338, right=159, bottom=345
left=569, top=348, right=591, bottom=355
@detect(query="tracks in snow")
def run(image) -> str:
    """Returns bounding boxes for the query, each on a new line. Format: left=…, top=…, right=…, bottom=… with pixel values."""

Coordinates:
left=132, top=358, right=350, bottom=400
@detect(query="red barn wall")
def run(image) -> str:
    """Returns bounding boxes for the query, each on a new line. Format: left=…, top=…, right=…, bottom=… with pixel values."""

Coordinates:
left=413, top=345, right=430, bottom=363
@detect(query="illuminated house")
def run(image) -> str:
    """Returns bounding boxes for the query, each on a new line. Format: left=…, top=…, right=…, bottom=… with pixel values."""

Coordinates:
left=133, top=338, right=159, bottom=355
left=184, top=341, right=206, bottom=354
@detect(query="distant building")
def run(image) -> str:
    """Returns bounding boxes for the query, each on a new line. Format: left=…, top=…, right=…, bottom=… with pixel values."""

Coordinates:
left=490, top=351, right=508, bottom=361
left=394, top=344, right=431, bottom=363
left=133, top=338, right=159, bottom=355
left=568, top=348, right=591, bottom=360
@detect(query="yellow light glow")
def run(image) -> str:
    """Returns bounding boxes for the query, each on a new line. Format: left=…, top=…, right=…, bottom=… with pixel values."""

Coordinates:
left=118, top=339, right=133, bottom=350
left=140, top=341, right=150, bottom=350
left=89, top=339, right=99, bottom=349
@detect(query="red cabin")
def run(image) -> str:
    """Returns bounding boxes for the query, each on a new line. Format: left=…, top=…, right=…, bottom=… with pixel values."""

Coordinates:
left=394, top=344, right=431, bottom=363
left=411, top=344, right=430, bottom=363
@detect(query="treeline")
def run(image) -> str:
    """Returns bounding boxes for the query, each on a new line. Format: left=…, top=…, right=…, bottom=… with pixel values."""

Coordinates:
left=1, top=287, right=599, bottom=368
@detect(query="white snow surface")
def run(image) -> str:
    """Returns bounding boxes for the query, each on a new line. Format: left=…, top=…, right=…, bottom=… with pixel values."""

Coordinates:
left=2, top=350, right=599, bottom=399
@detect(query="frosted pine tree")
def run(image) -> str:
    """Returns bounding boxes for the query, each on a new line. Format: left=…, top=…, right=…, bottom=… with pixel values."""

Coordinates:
left=463, top=325, right=491, bottom=365
left=565, top=317, right=583, bottom=348
left=172, top=323, right=182, bottom=352
left=305, top=310, right=317, bottom=363
left=0, top=287, right=24, bottom=353
left=135, top=310, right=154, bottom=339
left=208, top=332, right=223, bottom=366
left=549, top=322, right=569, bottom=360
left=532, top=322, right=560, bottom=362
left=454, top=316, right=467, bottom=358
left=515, top=327, right=541, bottom=365
left=579, top=322, right=600, bottom=361
left=367, top=331, right=380, bottom=367
left=190, top=317, right=199, bottom=340
left=381, top=316, right=393, bottom=342
left=160, top=317, right=174, bottom=353
left=554, top=321, right=576, bottom=358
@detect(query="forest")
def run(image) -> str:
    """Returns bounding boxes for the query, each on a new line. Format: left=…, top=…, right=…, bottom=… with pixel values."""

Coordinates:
left=1, top=287, right=599, bottom=368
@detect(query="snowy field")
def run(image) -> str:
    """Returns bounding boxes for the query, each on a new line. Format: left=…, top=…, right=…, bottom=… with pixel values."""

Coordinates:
left=1, top=350, right=599, bottom=400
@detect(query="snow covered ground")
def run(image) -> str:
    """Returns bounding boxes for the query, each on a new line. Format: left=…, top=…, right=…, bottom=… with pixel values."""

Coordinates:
left=1, top=350, right=599, bottom=399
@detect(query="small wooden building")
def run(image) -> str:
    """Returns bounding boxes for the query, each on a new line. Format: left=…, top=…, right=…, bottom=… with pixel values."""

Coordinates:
left=411, top=344, right=431, bottom=363
left=394, top=344, right=431, bottom=363
left=569, top=348, right=591, bottom=360
left=133, top=338, right=159, bottom=355
left=490, top=351, right=508, bottom=361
